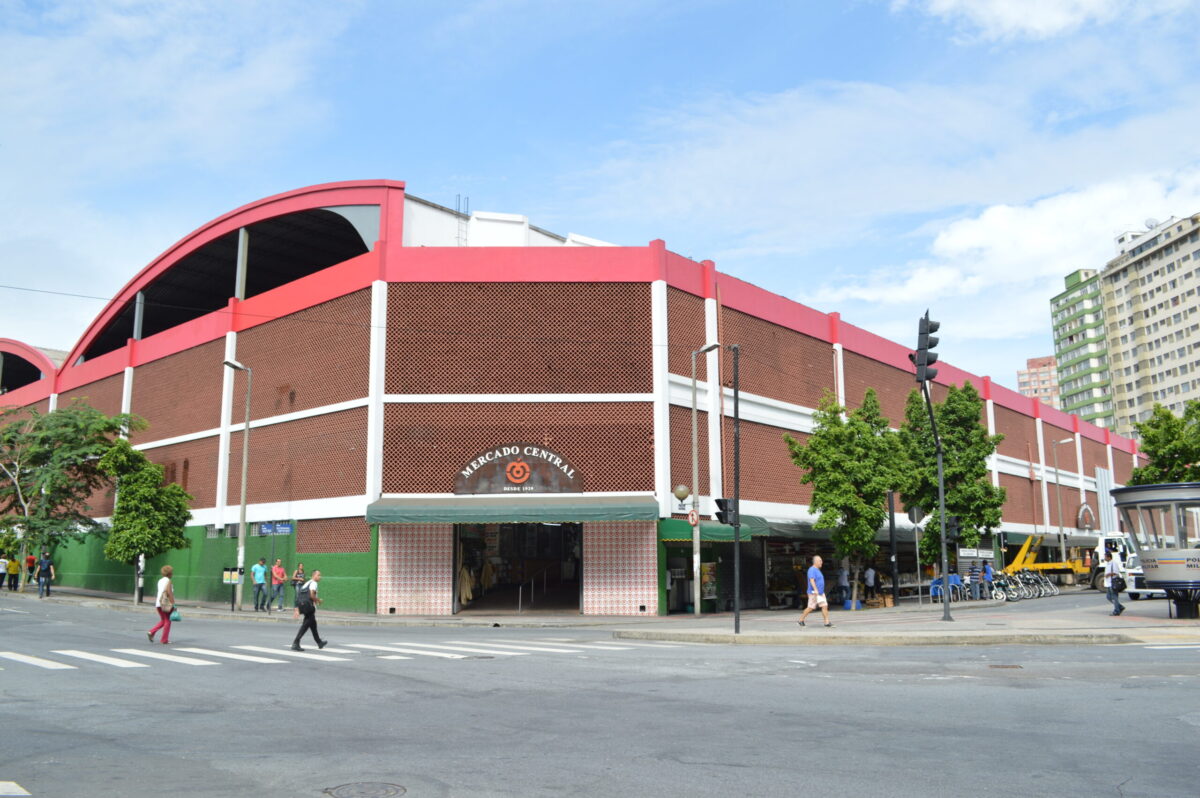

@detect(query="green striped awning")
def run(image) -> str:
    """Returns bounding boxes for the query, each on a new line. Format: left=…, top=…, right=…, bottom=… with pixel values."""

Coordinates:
left=367, top=495, right=661, bottom=524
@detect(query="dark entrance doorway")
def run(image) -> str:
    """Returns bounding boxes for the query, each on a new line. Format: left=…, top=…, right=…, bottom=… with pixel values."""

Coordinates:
left=453, top=522, right=581, bottom=613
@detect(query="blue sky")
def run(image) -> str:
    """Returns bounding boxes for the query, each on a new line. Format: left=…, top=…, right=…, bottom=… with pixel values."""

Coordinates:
left=3, top=0, right=1200, bottom=395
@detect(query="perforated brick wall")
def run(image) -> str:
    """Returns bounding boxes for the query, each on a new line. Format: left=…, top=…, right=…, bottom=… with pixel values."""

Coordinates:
left=382, top=402, right=655, bottom=494
left=233, top=290, right=371, bottom=420
left=377, top=523, right=453, bottom=615
left=718, top=308, right=832, bottom=409
left=999, top=473, right=1039, bottom=525
left=60, top=374, right=124, bottom=417
left=144, top=436, right=219, bottom=509
left=843, top=351, right=916, bottom=426
left=993, top=405, right=1036, bottom=460
left=582, top=521, right=658, bottom=615
left=667, top=288, right=708, bottom=380
left=669, top=406, right=709, bottom=497
left=227, top=408, right=367, bottom=504
left=297, top=516, right=372, bottom=553
left=385, top=282, right=653, bottom=395
left=722, top=420, right=813, bottom=505
left=129, top=340, right=224, bottom=444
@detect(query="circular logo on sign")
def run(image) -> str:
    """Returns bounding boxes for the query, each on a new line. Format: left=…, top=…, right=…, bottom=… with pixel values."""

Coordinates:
left=505, top=458, right=531, bottom=484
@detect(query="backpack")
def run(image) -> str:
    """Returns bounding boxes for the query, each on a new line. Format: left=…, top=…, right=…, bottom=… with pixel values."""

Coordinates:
left=296, top=582, right=314, bottom=609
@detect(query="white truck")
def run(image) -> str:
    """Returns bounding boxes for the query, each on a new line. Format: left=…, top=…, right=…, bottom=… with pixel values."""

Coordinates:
left=1088, top=534, right=1166, bottom=600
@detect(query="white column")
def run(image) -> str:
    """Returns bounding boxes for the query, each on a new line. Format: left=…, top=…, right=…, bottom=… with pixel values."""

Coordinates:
left=832, top=342, right=846, bottom=408
left=985, top=398, right=999, bottom=488
left=704, top=297, right=722, bottom=516
left=120, top=366, right=134, bottom=418
left=1035, top=418, right=1051, bottom=532
left=365, top=280, right=388, bottom=501
left=651, top=280, right=672, bottom=517
left=215, top=331, right=237, bottom=525
left=1073, top=433, right=1086, bottom=504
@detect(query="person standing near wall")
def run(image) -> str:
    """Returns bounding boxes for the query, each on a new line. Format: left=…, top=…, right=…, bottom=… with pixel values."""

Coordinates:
left=270, top=558, right=287, bottom=612
left=6, top=555, right=17, bottom=591
left=250, top=557, right=268, bottom=611
left=291, top=570, right=327, bottom=651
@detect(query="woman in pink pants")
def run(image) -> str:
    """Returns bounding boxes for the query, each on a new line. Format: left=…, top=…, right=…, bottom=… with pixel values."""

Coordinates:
left=148, top=565, right=175, bottom=644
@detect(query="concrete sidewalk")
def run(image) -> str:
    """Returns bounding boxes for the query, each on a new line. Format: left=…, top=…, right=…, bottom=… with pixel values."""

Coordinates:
left=6, top=584, right=1198, bottom=646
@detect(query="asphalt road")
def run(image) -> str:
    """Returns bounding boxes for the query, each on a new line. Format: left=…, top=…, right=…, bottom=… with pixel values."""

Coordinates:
left=2, top=599, right=1198, bottom=797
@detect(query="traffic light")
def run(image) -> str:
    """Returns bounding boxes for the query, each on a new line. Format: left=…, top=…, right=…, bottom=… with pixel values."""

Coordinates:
left=715, top=498, right=736, bottom=525
left=945, top=515, right=961, bottom=544
left=914, top=310, right=940, bottom=384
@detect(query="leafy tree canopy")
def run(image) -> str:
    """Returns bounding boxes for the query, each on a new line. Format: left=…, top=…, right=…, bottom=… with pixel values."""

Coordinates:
left=1129, top=401, right=1200, bottom=485
left=899, top=382, right=1006, bottom=565
left=99, top=439, right=192, bottom=566
left=785, top=389, right=901, bottom=573
left=0, top=402, right=143, bottom=551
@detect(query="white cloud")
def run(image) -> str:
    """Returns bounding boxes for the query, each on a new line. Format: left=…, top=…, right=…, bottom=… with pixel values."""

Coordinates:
left=0, top=1, right=354, bottom=352
left=891, top=0, right=1190, bottom=41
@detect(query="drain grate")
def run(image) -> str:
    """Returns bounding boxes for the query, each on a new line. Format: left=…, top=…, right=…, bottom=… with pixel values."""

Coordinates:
left=324, top=783, right=406, bottom=797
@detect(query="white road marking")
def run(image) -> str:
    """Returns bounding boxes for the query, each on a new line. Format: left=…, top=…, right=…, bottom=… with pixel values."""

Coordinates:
left=390, top=642, right=526, bottom=656
left=603, top=641, right=685, bottom=649
left=54, top=650, right=148, bottom=668
left=452, top=640, right=602, bottom=653
left=379, top=655, right=414, bottom=660
left=111, top=648, right=219, bottom=666
left=1144, top=645, right=1200, bottom=650
left=349, top=644, right=466, bottom=659
left=234, top=645, right=350, bottom=662
left=307, top=647, right=359, bottom=654
left=0, top=651, right=77, bottom=670
left=486, top=638, right=633, bottom=651
left=176, top=648, right=287, bottom=663
left=0, top=607, right=30, bottom=614
left=0, top=780, right=31, bottom=796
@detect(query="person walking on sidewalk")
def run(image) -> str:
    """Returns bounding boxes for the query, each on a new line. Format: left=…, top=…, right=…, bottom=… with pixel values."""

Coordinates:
left=291, top=570, right=328, bottom=651
left=270, top=558, right=287, bottom=611
left=35, top=552, right=55, bottom=598
left=1103, top=550, right=1125, bottom=616
left=6, top=554, right=18, bottom=591
left=798, top=555, right=833, bottom=628
left=250, top=557, right=268, bottom=611
left=148, top=565, right=175, bottom=644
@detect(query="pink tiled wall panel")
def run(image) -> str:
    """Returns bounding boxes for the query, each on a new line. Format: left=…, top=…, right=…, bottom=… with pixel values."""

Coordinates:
left=582, top=521, right=658, bottom=616
left=377, top=524, right=453, bottom=616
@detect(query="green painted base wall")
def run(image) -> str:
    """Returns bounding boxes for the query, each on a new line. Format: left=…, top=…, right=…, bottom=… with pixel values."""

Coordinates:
left=50, top=524, right=378, bottom=614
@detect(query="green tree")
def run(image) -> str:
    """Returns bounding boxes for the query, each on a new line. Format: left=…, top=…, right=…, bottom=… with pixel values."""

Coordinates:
left=99, top=439, right=192, bottom=602
left=1129, top=401, right=1200, bottom=485
left=899, top=382, right=1006, bottom=566
left=0, top=402, right=141, bottom=586
left=785, top=388, right=901, bottom=606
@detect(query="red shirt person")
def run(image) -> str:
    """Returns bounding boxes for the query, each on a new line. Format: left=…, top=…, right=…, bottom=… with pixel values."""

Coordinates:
left=269, top=558, right=288, bottom=611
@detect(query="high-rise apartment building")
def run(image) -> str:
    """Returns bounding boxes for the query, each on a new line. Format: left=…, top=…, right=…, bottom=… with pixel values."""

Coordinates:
left=1100, top=214, right=1200, bottom=438
left=1017, top=356, right=1061, bottom=408
left=1052, top=268, right=1112, bottom=426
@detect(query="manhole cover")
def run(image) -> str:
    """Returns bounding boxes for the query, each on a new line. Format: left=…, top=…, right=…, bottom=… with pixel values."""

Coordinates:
left=324, top=783, right=406, bottom=797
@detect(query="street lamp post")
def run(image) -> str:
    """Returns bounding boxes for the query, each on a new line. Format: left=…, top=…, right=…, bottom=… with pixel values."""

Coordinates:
left=1052, top=437, right=1074, bottom=564
left=223, top=359, right=252, bottom=611
left=691, top=342, right=720, bottom=616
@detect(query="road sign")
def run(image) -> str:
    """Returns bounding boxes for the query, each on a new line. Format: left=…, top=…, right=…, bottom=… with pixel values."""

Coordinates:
left=687, top=509, right=699, bottom=526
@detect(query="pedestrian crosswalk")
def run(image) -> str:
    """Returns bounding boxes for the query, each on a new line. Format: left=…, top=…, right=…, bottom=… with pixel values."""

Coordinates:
left=0, top=637, right=689, bottom=673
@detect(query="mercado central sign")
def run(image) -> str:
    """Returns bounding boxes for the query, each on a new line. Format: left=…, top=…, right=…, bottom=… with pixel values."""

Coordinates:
left=454, top=443, right=583, bottom=495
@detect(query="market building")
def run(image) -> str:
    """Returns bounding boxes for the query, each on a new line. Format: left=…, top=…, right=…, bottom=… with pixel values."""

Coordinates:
left=0, top=180, right=1144, bottom=615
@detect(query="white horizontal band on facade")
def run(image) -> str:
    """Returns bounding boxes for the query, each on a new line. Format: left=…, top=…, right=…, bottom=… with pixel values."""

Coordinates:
left=188, top=494, right=373, bottom=527
left=383, top=393, right=655, bottom=404
left=133, top=397, right=371, bottom=451
left=666, top=372, right=818, bottom=432
left=992, top=453, right=1097, bottom=491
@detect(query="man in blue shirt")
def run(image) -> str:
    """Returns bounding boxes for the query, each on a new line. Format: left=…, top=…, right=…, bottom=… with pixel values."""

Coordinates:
left=251, top=557, right=269, bottom=611
left=982, top=560, right=994, bottom=600
left=798, top=554, right=834, bottom=628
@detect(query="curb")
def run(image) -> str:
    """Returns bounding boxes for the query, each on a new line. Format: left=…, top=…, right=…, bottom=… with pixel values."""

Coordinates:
left=613, top=630, right=1139, bottom=646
